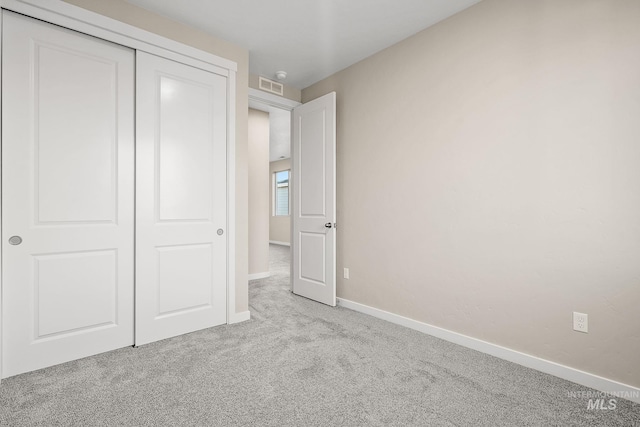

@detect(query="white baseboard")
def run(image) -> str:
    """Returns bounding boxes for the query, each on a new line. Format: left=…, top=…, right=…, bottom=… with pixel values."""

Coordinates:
left=337, top=298, right=640, bottom=404
left=248, top=272, right=270, bottom=281
left=228, top=310, right=250, bottom=324
left=269, top=240, right=290, bottom=247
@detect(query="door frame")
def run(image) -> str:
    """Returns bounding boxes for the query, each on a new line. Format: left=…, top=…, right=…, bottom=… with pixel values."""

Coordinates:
left=0, top=0, right=240, bottom=381
left=248, top=88, right=301, bottom=290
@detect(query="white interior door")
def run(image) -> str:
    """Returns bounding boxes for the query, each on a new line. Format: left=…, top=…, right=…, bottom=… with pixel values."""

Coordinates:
left=135, top=52, right=228, bottom=346
left=292, top=92, right=337, bottom=306
left=1, top=12, right=135, bottom=378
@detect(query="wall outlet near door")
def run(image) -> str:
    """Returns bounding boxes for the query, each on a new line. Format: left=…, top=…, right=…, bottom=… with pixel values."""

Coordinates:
left=573, top=312, right=588, bottom=333
left=343, top=268, right=350, bottom=279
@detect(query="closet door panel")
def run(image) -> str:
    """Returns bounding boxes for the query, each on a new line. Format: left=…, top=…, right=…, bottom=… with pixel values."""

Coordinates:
left=1, top=12, right=135, bottom=378
left=136, top=52, right=227, bottom=346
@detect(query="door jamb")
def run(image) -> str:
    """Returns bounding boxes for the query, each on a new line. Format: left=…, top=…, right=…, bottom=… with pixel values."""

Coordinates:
left=249, top=88, right=301, bottom=112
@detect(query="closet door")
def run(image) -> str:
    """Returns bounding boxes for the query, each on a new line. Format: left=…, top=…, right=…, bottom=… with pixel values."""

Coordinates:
left=1, top=12, right=135, bottom=377
left=135, top=52, right=227, bottom=346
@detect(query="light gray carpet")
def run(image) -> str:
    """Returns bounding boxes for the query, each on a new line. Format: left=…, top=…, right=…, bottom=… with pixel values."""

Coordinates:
left=1, top=244, right=639, bottom=426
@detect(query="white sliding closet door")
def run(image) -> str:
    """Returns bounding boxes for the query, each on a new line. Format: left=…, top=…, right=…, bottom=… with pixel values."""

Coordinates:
left=1, top=12, right=135, bottom=377
left=135, top=52, right=228, bottom=346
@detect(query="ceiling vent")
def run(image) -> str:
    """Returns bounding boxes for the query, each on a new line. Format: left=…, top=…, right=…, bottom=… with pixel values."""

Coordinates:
left=259, top=76, right=284, bottom=96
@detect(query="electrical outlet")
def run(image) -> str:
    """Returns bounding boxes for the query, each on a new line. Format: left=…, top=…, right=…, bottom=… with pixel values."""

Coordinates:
left=573, top=312, right=588, bottom=333
left=343, top=268, right=350, bottom=279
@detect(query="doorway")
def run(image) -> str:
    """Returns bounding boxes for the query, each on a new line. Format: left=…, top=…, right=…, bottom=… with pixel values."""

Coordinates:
left=248, top=89, right=300, bottom=286
left=248, top=88, right=337, bottom=306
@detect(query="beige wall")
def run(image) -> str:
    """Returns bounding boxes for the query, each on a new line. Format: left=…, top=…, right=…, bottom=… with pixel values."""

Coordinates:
left=63, top=0, right=250, bottom=312
left=269, top=158, right=292, bottom=244
left=303, top=0, right=640, bottom=387
left=249, top=74, right=302, bottom=103
left=248, top=109, right=270, bottom=276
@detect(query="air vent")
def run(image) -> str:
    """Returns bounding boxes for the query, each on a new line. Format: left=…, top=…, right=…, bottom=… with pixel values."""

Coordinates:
left=258, top=76, right=284, bottom=96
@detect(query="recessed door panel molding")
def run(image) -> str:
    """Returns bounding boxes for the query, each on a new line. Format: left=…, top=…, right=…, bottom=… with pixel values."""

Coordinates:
left=34, top=250, right=118, bottom=339
left=157, top=73, right=216, bottom=223
left=299, top=109, right=326, bottom=217
left=1, top=12, right=135, bottom=378
left=156, top=244, right=214, bottom=318
left=34, top=42, right=118, bottom=225
left=292, top=92, right=337, bottom=306
left=136, top=51, right=227, bottom=347
left=299, top=232, right=326, bottom=285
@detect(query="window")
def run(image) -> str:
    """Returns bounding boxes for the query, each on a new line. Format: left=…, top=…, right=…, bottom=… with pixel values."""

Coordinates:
left=274, top=170, right=290, bottom=216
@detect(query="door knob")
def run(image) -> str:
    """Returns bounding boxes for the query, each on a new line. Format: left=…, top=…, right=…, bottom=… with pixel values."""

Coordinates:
left=325, top=223, right=333, bottom=229
left=8, top=236, right=22, bottom=245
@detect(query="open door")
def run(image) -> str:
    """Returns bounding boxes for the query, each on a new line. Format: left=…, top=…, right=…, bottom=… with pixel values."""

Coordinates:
left=292, top=92, right=336, bottom=306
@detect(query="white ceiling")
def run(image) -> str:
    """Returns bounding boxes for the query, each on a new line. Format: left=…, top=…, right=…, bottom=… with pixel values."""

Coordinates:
left=126, top=0, right=481, bottom=161
left=125, top=0, right=482, bottom=89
